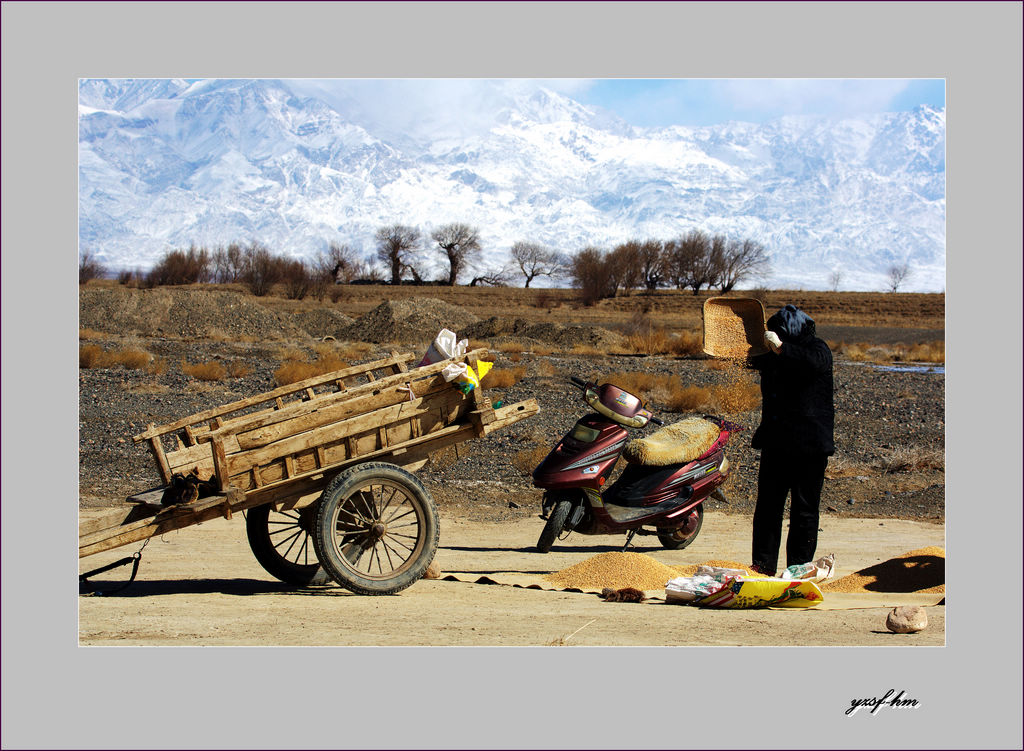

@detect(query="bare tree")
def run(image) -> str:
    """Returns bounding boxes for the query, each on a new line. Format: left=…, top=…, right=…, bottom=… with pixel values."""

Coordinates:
left=147, top=244, right=213, bottom=286
left=636, top=239, right=667, bottom=290
left=509, top=241, right=565, bottom=287
left=716, top=238, right=770, bottom=293
left=79, top=250, right=106, bottom=285
left=666, top=230, right=717, bottom=295
left=212, top=242, right=245, bottom=283
left=240, top=242, right=282, bottom=297
left=607, top=241, right=642, bottom=296
left=829, top=269, right=842, bottom=292
left=281, top=258, right=312, bottom=300
left=375, top=224, right=422, bottom=285
left=325, top=241, right=363, bottom=284
left=431, top=223, right=482, bottom=285
left=468, top=266, right=513, bottom=287
left=570, top=246, right=614, bottom=305
left=887, top=262, right=911, bottom=293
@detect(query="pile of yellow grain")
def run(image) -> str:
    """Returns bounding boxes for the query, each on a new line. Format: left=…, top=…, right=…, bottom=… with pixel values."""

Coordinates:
left=672, top=560, right=761, bottom=577
left=545, top=552, right=680, bottom=590
left=821, top=546, right=945, bottom=594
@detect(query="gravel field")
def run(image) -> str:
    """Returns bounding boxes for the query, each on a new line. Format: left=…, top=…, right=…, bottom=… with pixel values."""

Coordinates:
left=79, top=309, right=944, bottom=528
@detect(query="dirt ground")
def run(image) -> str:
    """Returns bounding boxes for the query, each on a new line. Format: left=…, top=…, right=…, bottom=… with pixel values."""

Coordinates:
left=78, top=508, right=944, bottom=647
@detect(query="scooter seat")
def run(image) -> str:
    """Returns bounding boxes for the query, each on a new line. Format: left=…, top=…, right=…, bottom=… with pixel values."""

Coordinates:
left=623, top=417, right=721, bottom=466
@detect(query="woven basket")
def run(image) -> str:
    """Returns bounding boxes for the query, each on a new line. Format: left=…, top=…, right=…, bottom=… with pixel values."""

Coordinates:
left=702, top=297, right=768, bottom=358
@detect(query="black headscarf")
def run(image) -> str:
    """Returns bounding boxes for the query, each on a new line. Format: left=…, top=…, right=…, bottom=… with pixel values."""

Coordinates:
left=766, top=304, right=815, bottom=343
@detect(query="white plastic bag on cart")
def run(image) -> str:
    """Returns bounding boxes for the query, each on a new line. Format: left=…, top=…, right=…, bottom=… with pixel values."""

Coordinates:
left=419, top=329, right=468, bottom=367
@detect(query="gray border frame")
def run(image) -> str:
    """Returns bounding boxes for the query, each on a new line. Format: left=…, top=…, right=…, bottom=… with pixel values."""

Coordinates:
left=3, top=2, right=1021, bottom=749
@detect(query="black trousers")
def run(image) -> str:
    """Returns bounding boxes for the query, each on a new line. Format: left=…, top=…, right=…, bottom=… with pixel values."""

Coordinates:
left=752, top=447, right=828, bottom=574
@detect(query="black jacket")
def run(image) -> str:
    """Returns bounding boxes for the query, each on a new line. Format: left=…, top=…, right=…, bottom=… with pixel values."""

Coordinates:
left=751, top=307, right=835, bottom=456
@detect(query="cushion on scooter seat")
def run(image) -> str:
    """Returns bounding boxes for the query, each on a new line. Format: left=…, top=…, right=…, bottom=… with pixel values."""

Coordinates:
left=622, top=418, right=721, bottom=466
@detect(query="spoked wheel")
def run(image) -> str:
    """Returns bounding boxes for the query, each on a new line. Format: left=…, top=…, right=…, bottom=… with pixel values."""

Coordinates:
left=313, top=463, right=439, bottom=595
left=657, top=503, right=704, bottom=550
left=536, top=500, right=573, bottom=553
left=246, top=503, right=331, bottom=586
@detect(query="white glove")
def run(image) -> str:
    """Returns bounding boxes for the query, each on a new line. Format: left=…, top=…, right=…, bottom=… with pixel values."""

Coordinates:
left=764, top=331, right=782, bottom=353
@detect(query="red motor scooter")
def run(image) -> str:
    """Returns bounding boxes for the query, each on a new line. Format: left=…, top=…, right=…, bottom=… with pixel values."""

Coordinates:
left=531, top=376, right=743, bottom=553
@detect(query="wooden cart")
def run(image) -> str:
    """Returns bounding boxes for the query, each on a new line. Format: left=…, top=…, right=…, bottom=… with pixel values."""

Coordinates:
left=79, top=349, right=539, bottom=595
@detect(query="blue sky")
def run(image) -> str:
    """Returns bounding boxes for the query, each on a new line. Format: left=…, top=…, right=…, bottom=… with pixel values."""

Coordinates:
left=569, top=78, right=946, bottom=127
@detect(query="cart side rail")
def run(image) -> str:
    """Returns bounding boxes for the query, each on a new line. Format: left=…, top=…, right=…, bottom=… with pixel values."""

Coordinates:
left=133, top=351, right=417, bottom=443
left=135, top=349, right=488, bottom=486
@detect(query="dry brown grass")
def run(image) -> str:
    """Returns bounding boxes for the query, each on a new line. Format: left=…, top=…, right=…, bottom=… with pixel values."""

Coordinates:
left=906, top=341, right=944, bottom=363
left=227, top=361, right=251, bottom=378
left=876, top=445, right=945, bottom=473
left=206, top=328, right=258, bottom=343
left=78, top=327, right=109, bottom=340
left=80, top=344, right=157, bottom=371
left=829, top=340, right=945, bottom=364
left=665, top=384, right=714, bottom=412
left=601, top=364, right=760, bottom=416
left=622, top=325, right=703, bottom=356
left=826, top=446, right=945, bottom=479
left=481, top=366, right=526, bottom=389
left=181, top=359, right=228, bottom=381
left=273, top=352, right=350, bottom=386
left=275, top=345, right=308, bottom=363
left=330, top=341, right=375, bottom=360
left=492, top=340, right=525, bottom=355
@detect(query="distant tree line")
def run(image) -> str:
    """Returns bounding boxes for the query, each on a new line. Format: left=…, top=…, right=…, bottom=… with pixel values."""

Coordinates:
left=571, top=231, right=770, bottom=305
left=82, top=223, right=777, bottom=299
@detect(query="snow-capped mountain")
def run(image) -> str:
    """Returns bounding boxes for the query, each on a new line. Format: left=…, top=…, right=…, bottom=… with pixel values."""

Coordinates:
left=78, top=79, right=945, bottom=291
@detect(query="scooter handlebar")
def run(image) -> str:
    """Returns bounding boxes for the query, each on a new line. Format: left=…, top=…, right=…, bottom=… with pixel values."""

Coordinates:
left=649, top=416, right=664, bottom=426
left=569, top=376, right=588, bottom=389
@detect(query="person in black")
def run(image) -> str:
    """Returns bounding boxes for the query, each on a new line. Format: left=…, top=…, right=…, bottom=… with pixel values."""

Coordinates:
left=749, top=304, right=834, bottom=576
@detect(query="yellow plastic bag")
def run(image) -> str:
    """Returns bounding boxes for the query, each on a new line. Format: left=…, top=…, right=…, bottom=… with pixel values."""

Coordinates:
left=694, top=578, right=823, bottom=608
left=442, top=361, right=493, bottom=393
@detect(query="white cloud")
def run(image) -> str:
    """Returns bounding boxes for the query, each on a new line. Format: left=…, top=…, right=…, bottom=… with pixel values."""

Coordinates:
left=288, top=78, right=593, bottom=143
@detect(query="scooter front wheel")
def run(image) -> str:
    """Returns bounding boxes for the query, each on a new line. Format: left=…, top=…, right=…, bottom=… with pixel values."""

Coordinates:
left=537, top=500, right=573, bottom=553
left=657, top=504, right=704, bottom=550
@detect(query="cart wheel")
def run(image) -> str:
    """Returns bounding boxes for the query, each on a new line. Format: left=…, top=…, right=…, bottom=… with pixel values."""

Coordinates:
left=313, top=463, right=439, bottom=595
left=246, top=503, right=330, bottom=586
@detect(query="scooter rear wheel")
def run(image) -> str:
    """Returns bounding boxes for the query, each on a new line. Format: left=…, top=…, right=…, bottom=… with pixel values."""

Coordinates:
left=656, top=504, right=704, bottom=550
left=537, top=500, right=572, bottom=553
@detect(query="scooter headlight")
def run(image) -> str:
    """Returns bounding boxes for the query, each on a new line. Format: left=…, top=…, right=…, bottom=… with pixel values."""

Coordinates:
left=570, top=422, right=601, bottom=443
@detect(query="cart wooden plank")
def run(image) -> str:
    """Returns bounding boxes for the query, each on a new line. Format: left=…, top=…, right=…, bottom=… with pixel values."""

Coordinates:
left=79, top=488, right=248, bottom=557
left=133, top=352, right=417, bottom=441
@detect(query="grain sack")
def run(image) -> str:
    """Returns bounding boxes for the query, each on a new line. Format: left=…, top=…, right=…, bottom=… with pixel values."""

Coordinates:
left=702, top=297, right=767, bottom=358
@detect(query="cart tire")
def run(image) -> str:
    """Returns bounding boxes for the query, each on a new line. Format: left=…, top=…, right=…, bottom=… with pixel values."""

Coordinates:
left=536, top=500, right=572, bottom=553
left=313, top=463, right=439, bottom=595
left=657, top=504, right=704, bottom=550
left=246, top=504, right=331, bottom=586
